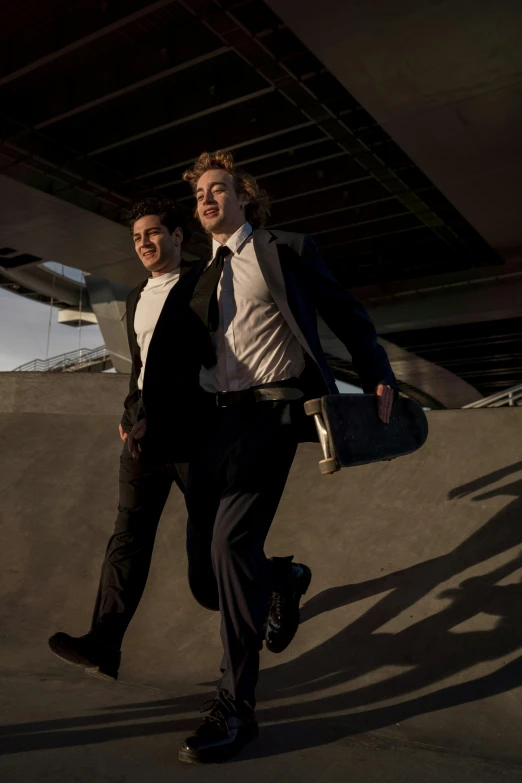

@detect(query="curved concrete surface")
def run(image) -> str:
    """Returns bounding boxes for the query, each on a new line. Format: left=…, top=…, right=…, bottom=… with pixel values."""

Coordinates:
left=1, top=374, right=522, bottom=782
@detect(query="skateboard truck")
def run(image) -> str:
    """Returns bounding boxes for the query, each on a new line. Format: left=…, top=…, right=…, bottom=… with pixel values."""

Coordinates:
left=304, top=398, right=340, bottom=475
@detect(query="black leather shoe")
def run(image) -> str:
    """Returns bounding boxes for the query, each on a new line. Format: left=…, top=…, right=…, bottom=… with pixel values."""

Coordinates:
left=48, top=632, right=120, bottom=681
left=265, top=562, right=312, bottom=653
left=179, top=700, right=258, bottom=764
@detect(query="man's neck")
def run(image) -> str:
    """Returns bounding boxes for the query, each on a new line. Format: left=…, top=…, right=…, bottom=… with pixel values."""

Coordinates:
left=150, top=258, right=181, bottom=278
left=211, top=221, right=246, bottom=246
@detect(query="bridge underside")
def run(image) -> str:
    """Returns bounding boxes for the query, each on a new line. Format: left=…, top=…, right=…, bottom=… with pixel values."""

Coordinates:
left=2, top=1, right=520, bottom=396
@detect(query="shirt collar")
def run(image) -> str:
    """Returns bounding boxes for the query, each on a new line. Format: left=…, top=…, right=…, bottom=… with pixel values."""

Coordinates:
left=145, top=266, right=181, bottom=285
left=211, top=222, right=253, bottom=260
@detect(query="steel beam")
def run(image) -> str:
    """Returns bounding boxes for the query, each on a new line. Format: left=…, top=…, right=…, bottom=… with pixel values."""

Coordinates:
left=34, top=47, right=230, bottom=130
left=88, top=86, right=275, bottom=156
left=180, top=0, right=470, bottom=254
left=0, top=0, right=179, bottom=87
left=129, top=121, right=320, bottom=183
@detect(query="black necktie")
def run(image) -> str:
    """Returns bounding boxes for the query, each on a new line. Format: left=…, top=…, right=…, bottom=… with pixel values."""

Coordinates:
left=190, top=244, right=231, bottom=332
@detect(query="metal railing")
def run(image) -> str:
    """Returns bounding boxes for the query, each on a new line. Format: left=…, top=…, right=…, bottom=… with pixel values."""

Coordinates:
left=13, top=345, right=111, bottom=373
left=462, top=383, right=522, bottom=408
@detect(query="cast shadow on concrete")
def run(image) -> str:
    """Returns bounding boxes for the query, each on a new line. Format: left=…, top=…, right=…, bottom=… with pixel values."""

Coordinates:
left=1, top=461, right=522, bottom=759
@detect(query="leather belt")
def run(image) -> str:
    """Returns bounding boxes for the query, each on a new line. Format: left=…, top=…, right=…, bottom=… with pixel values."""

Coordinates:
left=215, top=387, right=304, bottom=407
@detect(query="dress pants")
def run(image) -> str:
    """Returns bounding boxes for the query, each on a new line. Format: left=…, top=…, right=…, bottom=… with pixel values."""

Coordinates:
left=185, top=401, right=299, bottom=714
left=90, top=444, right=187, bottom=647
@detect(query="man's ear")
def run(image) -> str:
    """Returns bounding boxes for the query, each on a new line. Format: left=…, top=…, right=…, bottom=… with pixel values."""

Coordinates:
left=173, top=226, right=183, bottom=245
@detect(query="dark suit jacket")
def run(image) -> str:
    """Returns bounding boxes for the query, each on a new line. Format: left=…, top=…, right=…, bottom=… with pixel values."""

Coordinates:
left=141, top=229, right=398, bottom=460
left=119, top=260, right=196, bottom=434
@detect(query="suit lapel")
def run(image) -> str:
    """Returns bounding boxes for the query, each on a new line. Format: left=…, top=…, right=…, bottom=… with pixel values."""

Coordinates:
left=253, top=229, right=315, bottom=360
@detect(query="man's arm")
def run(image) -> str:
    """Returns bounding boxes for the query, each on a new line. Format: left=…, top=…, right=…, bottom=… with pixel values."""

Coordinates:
left=299, top=235, right=399, bottom=395
left=120, top=287, right=145, bottom=436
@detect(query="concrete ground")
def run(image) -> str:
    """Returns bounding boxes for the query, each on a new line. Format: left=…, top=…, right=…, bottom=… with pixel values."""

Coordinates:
left=1, top=374, right=522, bottom=781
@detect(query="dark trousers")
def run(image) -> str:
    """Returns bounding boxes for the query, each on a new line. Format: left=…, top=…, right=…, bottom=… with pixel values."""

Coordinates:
left=90, top=444, right=187, bottom=647
left=185, top=401, right=299, bottom=714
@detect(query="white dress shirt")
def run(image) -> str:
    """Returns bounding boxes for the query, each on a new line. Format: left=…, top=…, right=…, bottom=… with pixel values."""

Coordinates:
left=199, top=222, right=305, bottom=393
left=134, top=267, right=181, bottom=390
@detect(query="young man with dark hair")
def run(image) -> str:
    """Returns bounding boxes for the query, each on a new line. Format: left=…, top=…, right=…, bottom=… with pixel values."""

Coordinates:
left=48, top=197, right=196, bottom=679
left=140, top=151, right=398, bottom=763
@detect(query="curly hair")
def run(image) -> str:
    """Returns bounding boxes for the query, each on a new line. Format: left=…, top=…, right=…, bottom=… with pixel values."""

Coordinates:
left=182, top=150, right=270, bottom=229
left=126, top=196, right=191, bottom=244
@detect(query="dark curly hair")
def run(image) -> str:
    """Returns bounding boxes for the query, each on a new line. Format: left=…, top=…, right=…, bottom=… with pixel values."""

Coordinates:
left=182, top=150, right=270, bottom=229
left=126, top=197, right=191, bottom=244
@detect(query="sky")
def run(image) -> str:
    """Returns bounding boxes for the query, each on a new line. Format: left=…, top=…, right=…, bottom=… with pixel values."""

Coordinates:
left=0, top=288, right=104, bottom=371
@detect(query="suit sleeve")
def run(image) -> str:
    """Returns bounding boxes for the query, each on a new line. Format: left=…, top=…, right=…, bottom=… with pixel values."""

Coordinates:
left=120, top=291, right=145, bottom=432
left=120, top=369, right=143, bottom=432
left=299, top=235, right=399, bottom=393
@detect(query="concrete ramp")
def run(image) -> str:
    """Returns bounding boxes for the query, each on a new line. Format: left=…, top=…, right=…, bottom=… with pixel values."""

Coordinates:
left=1, top=374, right=522, bottom=782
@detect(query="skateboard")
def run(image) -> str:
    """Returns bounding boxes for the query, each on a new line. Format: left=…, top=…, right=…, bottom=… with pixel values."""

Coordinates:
left=304, top=394, right=428, bottom=475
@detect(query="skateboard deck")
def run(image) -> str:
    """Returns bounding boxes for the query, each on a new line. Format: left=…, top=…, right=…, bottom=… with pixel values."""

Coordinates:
left=304, top=394, right=428, bottom=475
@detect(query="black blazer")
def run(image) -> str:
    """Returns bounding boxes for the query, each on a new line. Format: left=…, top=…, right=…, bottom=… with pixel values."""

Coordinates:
left=119, top=260, right=197, bottom=434
left=141, top=229, right=398, bottom=460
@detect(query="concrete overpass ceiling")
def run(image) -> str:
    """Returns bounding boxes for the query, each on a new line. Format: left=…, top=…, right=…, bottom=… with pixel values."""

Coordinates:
left=267, top=0, right=522, bottom=259
left=0, top=0, right=501, bottom=294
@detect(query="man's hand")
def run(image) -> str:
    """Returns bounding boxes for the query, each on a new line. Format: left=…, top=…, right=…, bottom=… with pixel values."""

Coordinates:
left=374, top=384, right=394, bottom=424
left=118, top=424, right=128, bottom=442
left=127, top=419, right=147, bottom=459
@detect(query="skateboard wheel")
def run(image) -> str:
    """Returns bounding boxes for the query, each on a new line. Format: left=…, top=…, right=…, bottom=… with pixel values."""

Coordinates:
left=304, top=398, right=322, bottom=417
left=319, top=457, right=340, bottom=475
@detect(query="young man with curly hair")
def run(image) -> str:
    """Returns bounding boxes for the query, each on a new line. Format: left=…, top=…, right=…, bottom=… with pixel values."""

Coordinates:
left=143, top=151, right=397, bottom=763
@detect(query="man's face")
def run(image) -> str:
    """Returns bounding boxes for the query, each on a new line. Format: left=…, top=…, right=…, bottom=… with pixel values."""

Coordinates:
left=196, top=169, right=248, bottom=236
left=132, top=215, right=181, bottom=275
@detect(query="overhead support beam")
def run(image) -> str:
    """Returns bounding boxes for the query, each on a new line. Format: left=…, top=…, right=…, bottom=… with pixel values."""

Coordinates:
left=0, top=139, right=131, bottom=213
left=157, top=147, right=348, bottom=192
left=89, top=86, right=276, bottom=156
left=305, top=209, right=411, bottom=238
left=33, top=47, right=230, bottom=130
left=0, top=263, right=85, bottom=307
left=177, top=171, right=372, bottom=203
left=269, top=196, right=398, bottom=229
left=180, top=0, right=473, bottom=256
left=269, top=175, right=371, bottom=205
left=255, top=151, right=346, bottom=181
left=129, top=121, right=319, bottom=183
left=0, top=0, right=178, bottom=87
left=317, top=224, right=427, bottom=252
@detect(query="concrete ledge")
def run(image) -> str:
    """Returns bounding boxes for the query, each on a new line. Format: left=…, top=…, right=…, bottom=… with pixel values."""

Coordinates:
left=0, top=372, right=128, bottom=415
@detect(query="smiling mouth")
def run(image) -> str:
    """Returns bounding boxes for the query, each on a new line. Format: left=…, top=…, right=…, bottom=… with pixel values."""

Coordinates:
left=203, top=208, right=219, bottom=218
left=143, top=251, right=155, bottom=259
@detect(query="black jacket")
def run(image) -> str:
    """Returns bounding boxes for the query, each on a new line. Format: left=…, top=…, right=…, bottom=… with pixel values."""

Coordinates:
left=120, top=260, right=197, bottom=434
left=141, top=230, right=398, bottom=460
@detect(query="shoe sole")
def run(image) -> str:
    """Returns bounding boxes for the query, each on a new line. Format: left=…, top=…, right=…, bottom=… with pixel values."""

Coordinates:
left=178, top=724, right=259, bottom=765
left=266, top=564, right=312, bottom=654
left=48, top=638, right=118, bottom=682
left=85, top=666, right=119, bottom=682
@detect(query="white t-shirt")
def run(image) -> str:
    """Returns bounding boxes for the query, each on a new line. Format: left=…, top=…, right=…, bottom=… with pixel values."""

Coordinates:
left=134, top=268, right=181, bottom=390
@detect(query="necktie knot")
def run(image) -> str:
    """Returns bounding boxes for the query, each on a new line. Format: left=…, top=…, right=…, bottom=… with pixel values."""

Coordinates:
left=214, top=244, right=231, bottom=268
